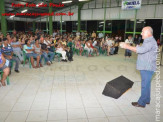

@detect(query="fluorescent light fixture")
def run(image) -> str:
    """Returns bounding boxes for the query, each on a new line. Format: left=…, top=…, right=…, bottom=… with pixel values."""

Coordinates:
left=79, top=0, right=89, bottom=1
left=36, top=2, right=43, bottom=7
left=21, top=9, right=27, bottom=13
left=130, top=19, right=135, bottom=21
left=137, top=21, right=142, bottom=23
left=62, top=1, right=72, bottom=4
left=100, top=21, right=104, bottom=24
left=139, top=19, right=145, bottom=21
left=10, top=15, right=15, bottom=18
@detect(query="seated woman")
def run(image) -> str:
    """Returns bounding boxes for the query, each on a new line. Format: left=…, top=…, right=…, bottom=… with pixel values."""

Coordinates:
left=84, top=39, right=93, bottom=57
left=75, top=39, right=83, bottom=56
left=33, top=39, right=43, bottom=67
left=90, top=39, right=99, bottom=56
left=56, top=42, right=67, bottom=62
left=24, top=39, right=40, bottom=68
left=100, top=38, right=107, bottom=54
left=0, top=51, right=10, bottom=86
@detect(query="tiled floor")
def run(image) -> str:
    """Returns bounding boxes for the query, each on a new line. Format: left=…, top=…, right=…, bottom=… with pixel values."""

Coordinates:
left=0, top=49, right=163, bottom=122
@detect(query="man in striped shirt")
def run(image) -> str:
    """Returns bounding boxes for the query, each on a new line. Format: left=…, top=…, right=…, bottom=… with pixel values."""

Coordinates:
left=120, top=26, right=158, bottom=108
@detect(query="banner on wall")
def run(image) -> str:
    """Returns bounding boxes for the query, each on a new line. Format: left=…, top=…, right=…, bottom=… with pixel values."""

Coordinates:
left=122, top=0, right=142, bottom=10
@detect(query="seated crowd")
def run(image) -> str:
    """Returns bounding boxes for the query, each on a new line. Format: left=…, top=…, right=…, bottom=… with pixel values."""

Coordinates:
left=0, top=29, right=124, bottom=86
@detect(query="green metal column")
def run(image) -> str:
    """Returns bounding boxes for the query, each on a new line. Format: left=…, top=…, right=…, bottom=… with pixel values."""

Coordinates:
left=0, top=0, right=7, bottom=36
left=103, top=0, right=107, bottom=37
left=33, top=21, right=36, bottom=33
left=77, top=3, right=84, bottom=32
left=60, top=15, right=62, bottom=35
left=49, top=0, right=53, bottom=35
left=133, top=10, right=137, bottom=37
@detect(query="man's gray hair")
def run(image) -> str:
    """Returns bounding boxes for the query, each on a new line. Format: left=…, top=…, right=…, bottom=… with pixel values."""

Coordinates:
left=146, top=26, right=153, bottom=35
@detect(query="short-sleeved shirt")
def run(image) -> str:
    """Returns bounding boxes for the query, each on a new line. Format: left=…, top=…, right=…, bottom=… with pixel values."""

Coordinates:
left=11, top=41, right=21, bottom=52
left=1, top=44, right=13, bottom=56
left=33, top=44, right=41, bottom=53
left=136, top=36, right=157, bottom=71
left=24, top=45, right=33, bottom=53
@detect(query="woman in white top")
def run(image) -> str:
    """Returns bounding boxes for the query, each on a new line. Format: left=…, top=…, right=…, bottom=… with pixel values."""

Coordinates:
left=84, top=39, right=93, bottom=56
left=56, top=42, right=67, bottom=62
left=124, top=35, right=133, bottom=58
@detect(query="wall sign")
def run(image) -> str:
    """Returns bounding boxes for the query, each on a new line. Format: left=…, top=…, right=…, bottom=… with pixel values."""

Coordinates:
left=122, top=0, right=142, bottom=10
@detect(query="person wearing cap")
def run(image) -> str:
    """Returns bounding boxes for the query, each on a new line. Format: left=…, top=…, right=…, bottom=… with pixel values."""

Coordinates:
left=1, top=38, right=20, bottom=74
left=120, top=26, right=158, bottom=108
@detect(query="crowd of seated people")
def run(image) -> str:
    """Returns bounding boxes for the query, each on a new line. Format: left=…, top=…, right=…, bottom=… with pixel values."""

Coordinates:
left=0, top=29, right=125, bottom=86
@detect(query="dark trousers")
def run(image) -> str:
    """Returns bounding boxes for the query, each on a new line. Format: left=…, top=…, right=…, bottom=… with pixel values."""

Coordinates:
left=66, top=48, right=73, bottom=60
left=114, top=46, right=119, bottom=54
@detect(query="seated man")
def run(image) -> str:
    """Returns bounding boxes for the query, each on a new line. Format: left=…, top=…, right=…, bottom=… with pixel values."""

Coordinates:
left=40, top=39, right=55, bottom=65
left=11, top=36, right=24, bottom=64
left=106, top=38, right=115, bottom=55
left=1, top=38, right=20, bottom=73
left=0, top=51, right=10, bottom=86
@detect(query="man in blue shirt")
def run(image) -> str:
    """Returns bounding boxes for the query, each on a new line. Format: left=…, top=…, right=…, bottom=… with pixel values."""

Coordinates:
left=1, top=38, right=20, bottom=73
left=120, top=26, right=157, bottom=108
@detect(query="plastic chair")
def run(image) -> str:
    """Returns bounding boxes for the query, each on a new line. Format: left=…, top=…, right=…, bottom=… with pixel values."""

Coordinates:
left=23, top=51, right=31, bottom=68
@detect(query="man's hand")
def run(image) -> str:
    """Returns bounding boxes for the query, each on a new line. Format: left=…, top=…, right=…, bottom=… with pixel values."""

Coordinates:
left=120, top=42, right=128, bottom=49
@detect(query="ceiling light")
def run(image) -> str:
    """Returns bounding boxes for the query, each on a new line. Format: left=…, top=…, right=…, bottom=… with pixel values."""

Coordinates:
left=100, top=21, right=104, bottom=24
left=137, top=21, right=142, bottom=23
left=21, top=9, right=27, bottom=13
left=139, top=19, right=145, bottom=21
left=10, top=15, right=15, bottom=18
left=79, top=0, right=89, bottom=1
left=62, top=1, right=72, bottom=4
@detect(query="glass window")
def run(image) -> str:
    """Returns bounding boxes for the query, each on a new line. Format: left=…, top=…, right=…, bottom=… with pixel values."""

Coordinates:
left=72, top=21, right=77, bottom=32
left=62, top=21, right=66, bottom=32
left=80, top=21, right=87, bottom=32
left=126, top=20, right=134, bottom=32
left=136, top=19, right=145, bottom=32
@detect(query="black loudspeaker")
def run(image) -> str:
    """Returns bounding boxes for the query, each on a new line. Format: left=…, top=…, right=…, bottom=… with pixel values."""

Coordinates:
left=102, top=75, right=134, bottom=99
